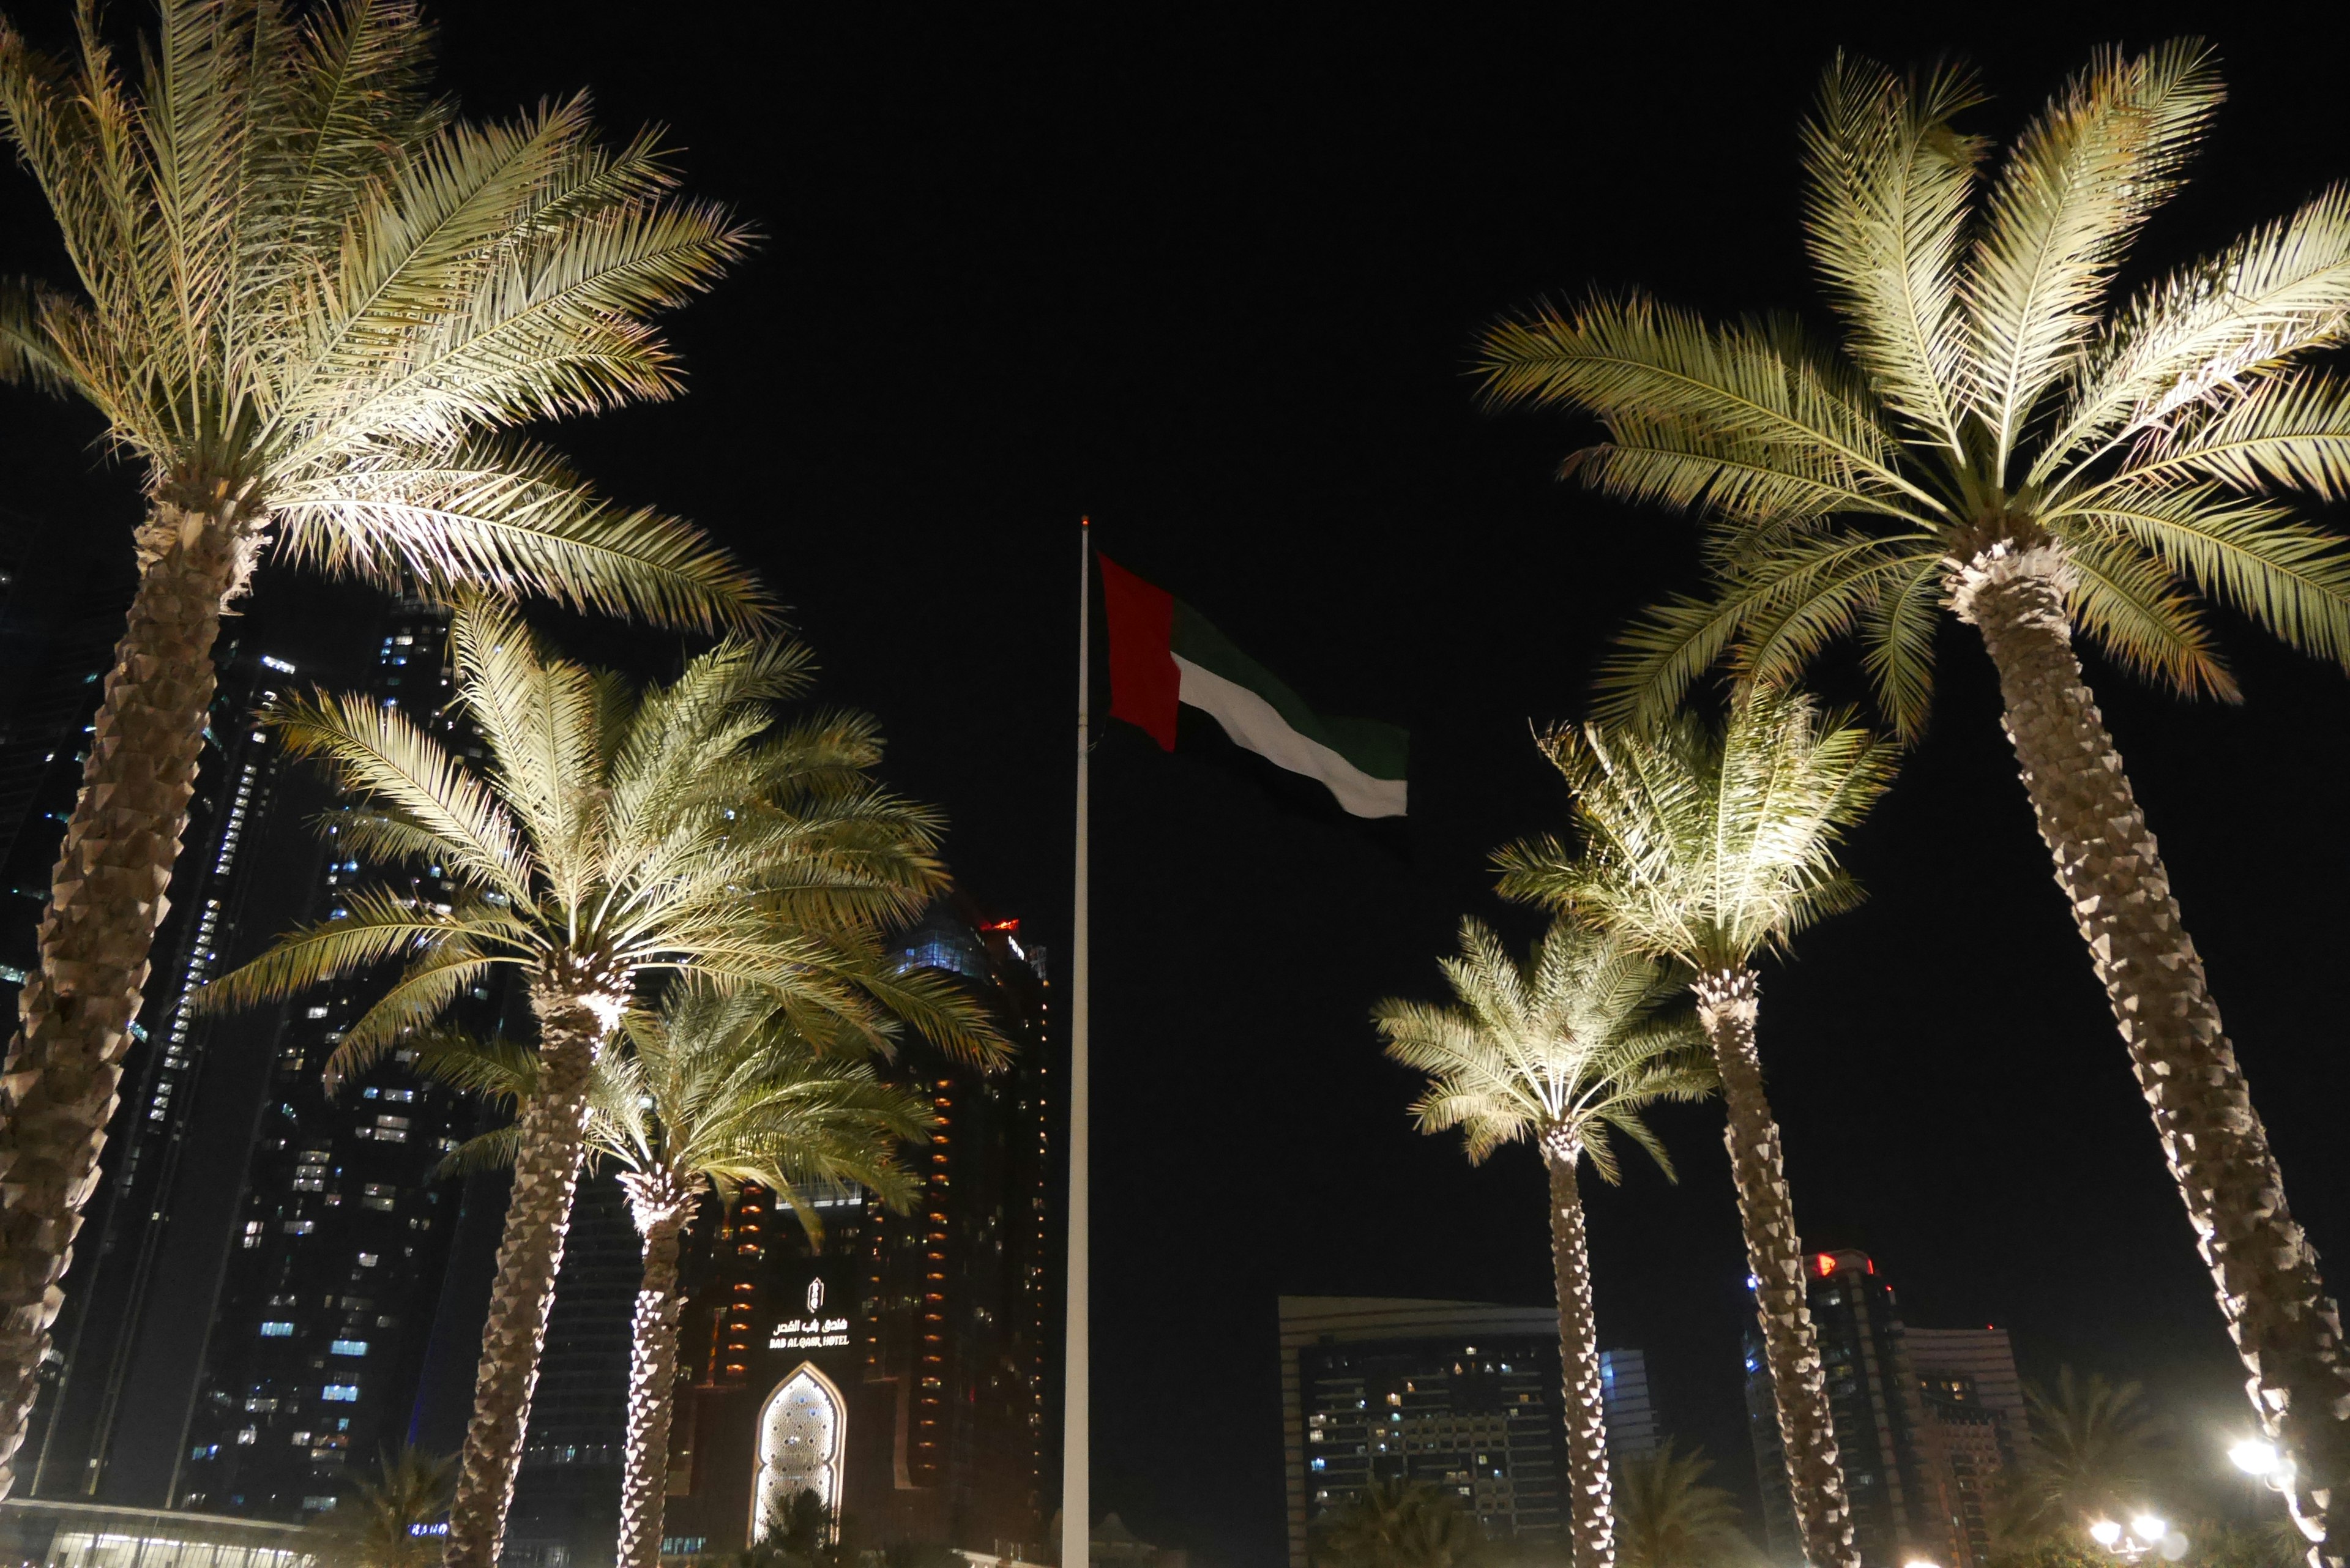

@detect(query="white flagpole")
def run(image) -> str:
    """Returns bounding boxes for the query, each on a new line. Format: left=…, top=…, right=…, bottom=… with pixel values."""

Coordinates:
left=1061, top=518, right=1092, bottom=1568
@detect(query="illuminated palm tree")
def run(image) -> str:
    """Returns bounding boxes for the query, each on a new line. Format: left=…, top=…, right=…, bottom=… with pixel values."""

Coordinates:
left=1375, top=918, right=1713, bottom=1568
left=1479, top=46, right=2350, bottom=1550
left=423, top=986, right=930, bottom=1568
left=1496, top=687, right=1895, bottom=1568
left=1614, top=1441, right=1757, bottom=1568
left=0, top=0, right=764, bottom=1489
left=204, top=599, right=994, bottom=1568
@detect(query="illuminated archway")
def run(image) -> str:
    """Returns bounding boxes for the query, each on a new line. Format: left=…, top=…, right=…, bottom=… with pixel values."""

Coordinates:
left=752, top=1362, right=845, bottom=1543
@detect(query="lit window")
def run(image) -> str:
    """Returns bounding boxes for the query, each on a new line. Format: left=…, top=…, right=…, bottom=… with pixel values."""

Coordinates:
left=330, top=1340, right=368, bottom=1357
left=260, top=1322, right=294, bottom=1337
left=305, top=1006, right=330, bottom=1020
left=357, top=1253, right=379, bottom=1267
left=321, top=1384, right=359, bottom=1403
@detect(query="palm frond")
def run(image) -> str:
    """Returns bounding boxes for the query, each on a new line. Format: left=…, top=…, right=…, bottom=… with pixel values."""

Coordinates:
left=269, top=439, right=776, bottom=633
left=1477, top=294, right=1936, bottom=511
left=1509, top=689, right=1893, bottom=968
left=263, top=685, right=534, bottom=900
left=2057, top=483, right=2350, bottom=671
left=1965, top=39, right=2223, bottom=469
left=199, top=884, right=488, bottom=1010
left=2092, top=373, right=2350, bottom=501
left=2055, top=528, right=2238, bottom=700
left=1377, top=916, right=1709, bottom=1176
left=2037, top=185, right=2350, bottom=482
left=0, top=277, right=75, bottom=393
left=1800, top=53, right=1985, bottom=454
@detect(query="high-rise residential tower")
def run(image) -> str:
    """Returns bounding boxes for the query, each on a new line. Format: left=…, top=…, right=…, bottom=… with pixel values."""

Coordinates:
left=174, top=602, right=518, bottom=1521
left=1277, top=1296, right=1667, bottom=1568
left=21, top=629, right=318, bottom=1506
left=1742, top=1252, right=2024, bottom=1568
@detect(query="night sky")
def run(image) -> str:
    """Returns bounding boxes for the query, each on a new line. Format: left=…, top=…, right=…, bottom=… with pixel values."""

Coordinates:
left=10, top=4, right=2350, bottom=1564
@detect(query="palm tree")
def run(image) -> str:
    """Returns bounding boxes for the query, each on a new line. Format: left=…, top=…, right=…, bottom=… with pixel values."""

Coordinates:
left=334, top=1444, right=457, bottom=1568
left=203, top=599, right=996, bottom=1568
left=1496, top=686, right=1895, bottom=1568
left=1311, top=1479, right=1484, bottom=1568
left=1614, top=1441, right=1757, bottom=1568
left=1476, top=46, right=2350, bottom=1548
left=0, top=0, right=764, bottom=1491
left=423, top=985, right=932, bottom=1568
left=1375, top=918, right=1713, bottom=1568
left=1994, top=1370, right=2174, bottom=1554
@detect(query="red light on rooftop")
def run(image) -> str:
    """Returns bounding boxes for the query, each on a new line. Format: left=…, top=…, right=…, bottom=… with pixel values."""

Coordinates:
left=980, top=919, right=1020, bottom=932
left=1813, top=1253, right=1837, bottom=1277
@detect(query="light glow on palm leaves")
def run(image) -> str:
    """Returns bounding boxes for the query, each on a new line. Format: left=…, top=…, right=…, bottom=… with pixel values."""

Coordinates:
left=1476, top=41, right=2350, bottom=733
left=423, top=985, right=933, bottom=1231
left=1496, top=687, right=1896, bottom=974
left=0, top=0, right=767, bottom=629
left=1374, top=919, right=1714, bottom=1178
left=202, top=596, right=1004, bottom=1073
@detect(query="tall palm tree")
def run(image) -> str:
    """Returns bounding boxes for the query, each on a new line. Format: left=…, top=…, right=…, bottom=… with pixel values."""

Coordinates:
left=1375, top=918, right=1713, bottom=1568
left=1614, top=1440, right=1758, bottom=1568
left=1496, top=687, right=1895, bottom=1568
left=203, top=598, right=996, bottom=1568
left=424, top=986, right=932, bottom=1568
left=0, top=0, right=764, bottom=1490
left=1476, top=47, right=2350, bottom=1552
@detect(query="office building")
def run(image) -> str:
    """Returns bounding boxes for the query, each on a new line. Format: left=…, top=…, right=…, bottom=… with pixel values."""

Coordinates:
left=1742, top=1252, right=2024, bottom=1568
left=538, top=901, right=1062, bottom=1566
left=1277, top=1296, right=1663, bottom=1568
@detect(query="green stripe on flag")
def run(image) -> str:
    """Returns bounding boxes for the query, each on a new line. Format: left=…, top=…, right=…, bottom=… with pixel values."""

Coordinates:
left=1169, top=602, right=1407, bottom=783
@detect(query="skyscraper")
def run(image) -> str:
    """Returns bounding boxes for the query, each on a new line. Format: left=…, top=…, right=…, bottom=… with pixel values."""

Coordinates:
left=653, top=902, right=1062, bottom=1562
left=1277, top=1296, right=1665, bottom=1568
left=174, top=602, right=517, bottom=1522
left=1600, top=1349, right=1660, bottom=1462
left=22, top=629, right=319, bottom=1507
left=1742, top=1252, right=2024, bottom=1568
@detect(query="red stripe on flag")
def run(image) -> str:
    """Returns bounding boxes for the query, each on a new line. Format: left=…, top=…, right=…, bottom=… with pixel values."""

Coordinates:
left=1097, top=551, right=1178, bottom=750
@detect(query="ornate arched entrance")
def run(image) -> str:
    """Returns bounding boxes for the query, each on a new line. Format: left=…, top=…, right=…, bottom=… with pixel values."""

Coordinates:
left=752, top=1361, right=845, bottom=1542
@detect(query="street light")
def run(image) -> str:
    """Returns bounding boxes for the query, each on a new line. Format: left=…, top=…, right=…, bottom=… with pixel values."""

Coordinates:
left=2231, top=1438, right=2292, bottom=1490
left=2087, top=1514, right=2176, bottom=1564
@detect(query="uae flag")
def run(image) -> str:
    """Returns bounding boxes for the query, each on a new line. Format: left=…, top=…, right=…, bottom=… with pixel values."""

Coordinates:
left=1097, top=552, right=1408, bottom=818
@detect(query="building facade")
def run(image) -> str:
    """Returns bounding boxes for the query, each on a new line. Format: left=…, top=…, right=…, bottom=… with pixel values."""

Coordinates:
left=174, top=602, right=515, bottom=1521
left=1277, top=1296, right=1663, bottom=1568
left=1743, top=1252, right=2024, bottom=1568
left=579, top=902, right=1061, bottom=1564
left=23, top=632, right=321, bottom=1507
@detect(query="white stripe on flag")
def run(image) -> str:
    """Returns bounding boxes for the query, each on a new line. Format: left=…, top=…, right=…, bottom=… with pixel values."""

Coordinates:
left=1173, top=655, right=1407, bottom=818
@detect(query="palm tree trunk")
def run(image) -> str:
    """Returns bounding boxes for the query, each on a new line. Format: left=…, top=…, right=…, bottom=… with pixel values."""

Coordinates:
left=1956, top=543, right=2350, bottom=1565
left=1695, top=966, right=1856, bottom=1568
left=0, top=501, right=252, bottom=1498
left=615, top=1170, right=696, bottom=1568
left=444, top=988, right=608, bottom=1568
left=1543, top=1133, right=1614, bottom=1568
